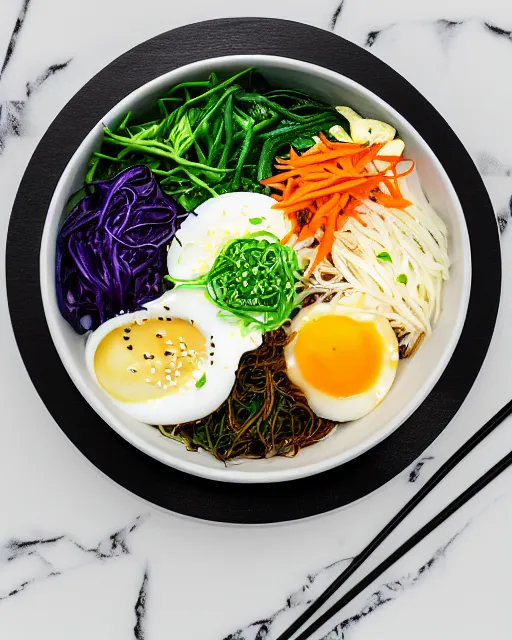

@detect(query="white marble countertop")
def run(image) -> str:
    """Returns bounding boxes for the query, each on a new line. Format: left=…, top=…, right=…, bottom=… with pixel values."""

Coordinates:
left=1, top=0, right=512, bottom=638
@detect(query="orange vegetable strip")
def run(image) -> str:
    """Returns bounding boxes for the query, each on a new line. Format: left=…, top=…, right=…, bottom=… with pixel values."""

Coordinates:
left=339, top=193, right=350, bottom=209
left=281, top=174, right=361, bottom=204
left=347, top=175, right=385, bottom=198
left=261, top=170, right=301, bottom=185
left=273, top=201, right=315, bottom=216
left=375, top=193, right=412, bottom=209
left=282, top=177, right=369, bottom=205
left=281, top=227, right=296, bottom=245
left=299, top=144, right=324, bottom=157
left=318, top=132, right=361, bottom=150
left=340, top=199, right=366, bottom=226
left=284, top=178, right=294, bottom=200
left=309, top=208, right=337, bottom=272
left=392, top=160, right=415, bottom=178
left=374, top=155, right=403, bottom=163
left=381, top=177, right=401, bottom=199
left=318, top=132, right=336, bottom=149
left=283, top=148, right=365, bottom=168
left=353, top=144, right=384, bottom=173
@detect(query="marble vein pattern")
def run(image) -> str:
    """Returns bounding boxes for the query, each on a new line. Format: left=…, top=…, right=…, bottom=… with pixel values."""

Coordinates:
left=408, top=456, right=435, bottom=483
left=223, top=529, right=465, bottom=640
left=0, top=516, right=144, bottom=604
left=0, top=0, right=72, bottom=153
left=134, top=568, right=149, bottom=640
left=330, top=9, right=512, bottom=234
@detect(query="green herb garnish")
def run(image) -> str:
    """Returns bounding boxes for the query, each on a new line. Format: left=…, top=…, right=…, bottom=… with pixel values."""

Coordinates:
left=166, top=232, right=300, bottom=332
left=249, top=217, right=265, bottom=225
left=396, top=273, right=408, bottom=284
left=195, top=373, right=207, bottom=388
left=86, top=69, right=347, bottom=210
left=376, top=251, right=392, bottom=263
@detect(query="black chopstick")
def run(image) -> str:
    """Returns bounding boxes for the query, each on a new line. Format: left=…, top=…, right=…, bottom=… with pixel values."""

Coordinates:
left=293, top=449, right=512, bottom=639
left=277, top=398, right=512, bottom=640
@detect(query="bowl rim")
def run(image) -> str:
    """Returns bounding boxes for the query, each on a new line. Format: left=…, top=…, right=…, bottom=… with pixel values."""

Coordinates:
left=39, top=53, right=472, bottom=483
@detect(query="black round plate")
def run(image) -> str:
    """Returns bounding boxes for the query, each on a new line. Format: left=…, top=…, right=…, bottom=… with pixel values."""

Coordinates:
left=6, top=18, right=500, bottom=523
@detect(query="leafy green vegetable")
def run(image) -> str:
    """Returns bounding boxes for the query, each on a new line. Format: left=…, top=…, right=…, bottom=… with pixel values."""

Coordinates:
left=166, top=232, right=301, bottom=333
left=396, top=273, right=408, bottom=284
left=86, top=69, right=348, bottom=210
left=376, top=251, right=393, bottom=263
left=195, top=373, right=207, bottom=388
left=248, top=216, right=265, bottom=225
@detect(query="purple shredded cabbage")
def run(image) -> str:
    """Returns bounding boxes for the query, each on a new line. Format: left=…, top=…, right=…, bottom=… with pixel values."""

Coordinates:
left=56, top=165, right=186, bottom=334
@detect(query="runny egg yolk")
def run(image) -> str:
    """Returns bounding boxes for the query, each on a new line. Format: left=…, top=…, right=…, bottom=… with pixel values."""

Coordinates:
left=294, top=314, right=386, bottom=398
left=94, top=318, right=207, bottom=403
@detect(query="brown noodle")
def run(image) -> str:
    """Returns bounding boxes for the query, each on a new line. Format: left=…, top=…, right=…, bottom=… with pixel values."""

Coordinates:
left=157, top=328, right=337, bottom=461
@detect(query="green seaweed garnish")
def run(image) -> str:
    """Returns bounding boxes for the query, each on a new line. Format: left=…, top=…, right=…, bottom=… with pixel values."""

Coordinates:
left=166, top=232, right=301, bottom=333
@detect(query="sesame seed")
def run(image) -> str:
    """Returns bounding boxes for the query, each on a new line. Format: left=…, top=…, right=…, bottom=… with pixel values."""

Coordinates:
left=157, top=381, right=162, bottom=388
left=129, top=368, right=137, bottom=373
left=143, top=353, right=154, bottom=360
left=150, top=367, right=156, bottom=375
left=170, top=362, right=176, bottom=368
left=156, top=333, right=163, bottom=339
left=166, top=318, right=172, bottom=321
left=158, top=317, right=164, bottom=321
left=165, top=368, right=171, bottom=374
left=164, top=350, right=172, bottom=356
left=165, top=340, right=173, bottom=345
left=145, top=378, right=151, bottom=383
left=165, top=375, right=172, bottom=382
left=177, top=362, right=182, bottom=369
left=127, top=345, right=133, bottom=351
left=163, top=305, right=170, bottom=311
left=123, top=336, right=130, bottom=341
left=124, top=328, right=131, bottom=333
left=175, top=371, right=181, bottom=377
left=181, top=351, right=188, bottom=357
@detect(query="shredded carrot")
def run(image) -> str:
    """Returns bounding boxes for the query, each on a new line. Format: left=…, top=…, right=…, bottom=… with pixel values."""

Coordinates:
left=261, top=136, right=414, bottom=272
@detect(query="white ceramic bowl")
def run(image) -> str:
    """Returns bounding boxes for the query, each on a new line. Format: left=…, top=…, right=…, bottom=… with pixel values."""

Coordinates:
left=40, top=55, right=471, bottom=483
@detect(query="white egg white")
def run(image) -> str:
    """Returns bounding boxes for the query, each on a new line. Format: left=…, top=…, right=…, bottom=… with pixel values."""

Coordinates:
left=167, top=192, right=291, bottom=281
left=285, top=303, right=399, bottom=422
left=85, top=289, right=262, bottom=425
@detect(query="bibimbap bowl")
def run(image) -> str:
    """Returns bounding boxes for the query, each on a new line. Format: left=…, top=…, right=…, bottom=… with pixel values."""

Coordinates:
left=40, top=55, right=471, bottom=483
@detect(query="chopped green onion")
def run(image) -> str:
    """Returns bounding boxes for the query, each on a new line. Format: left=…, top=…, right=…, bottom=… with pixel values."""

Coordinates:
left=195, top=373, right=207, bottom=388
left=249, top=217, right=265, bottom=225
left=396, top=273, right=408, bottom=284
left=376, top=251, right=392, bottom=263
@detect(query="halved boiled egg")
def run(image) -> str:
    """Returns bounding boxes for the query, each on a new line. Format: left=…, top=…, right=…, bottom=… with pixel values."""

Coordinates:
left=167, top=192, right=290, bottom=281
left=285, top=303, right=399, bottom=422
left=85, top=289, right=262, bottom=424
